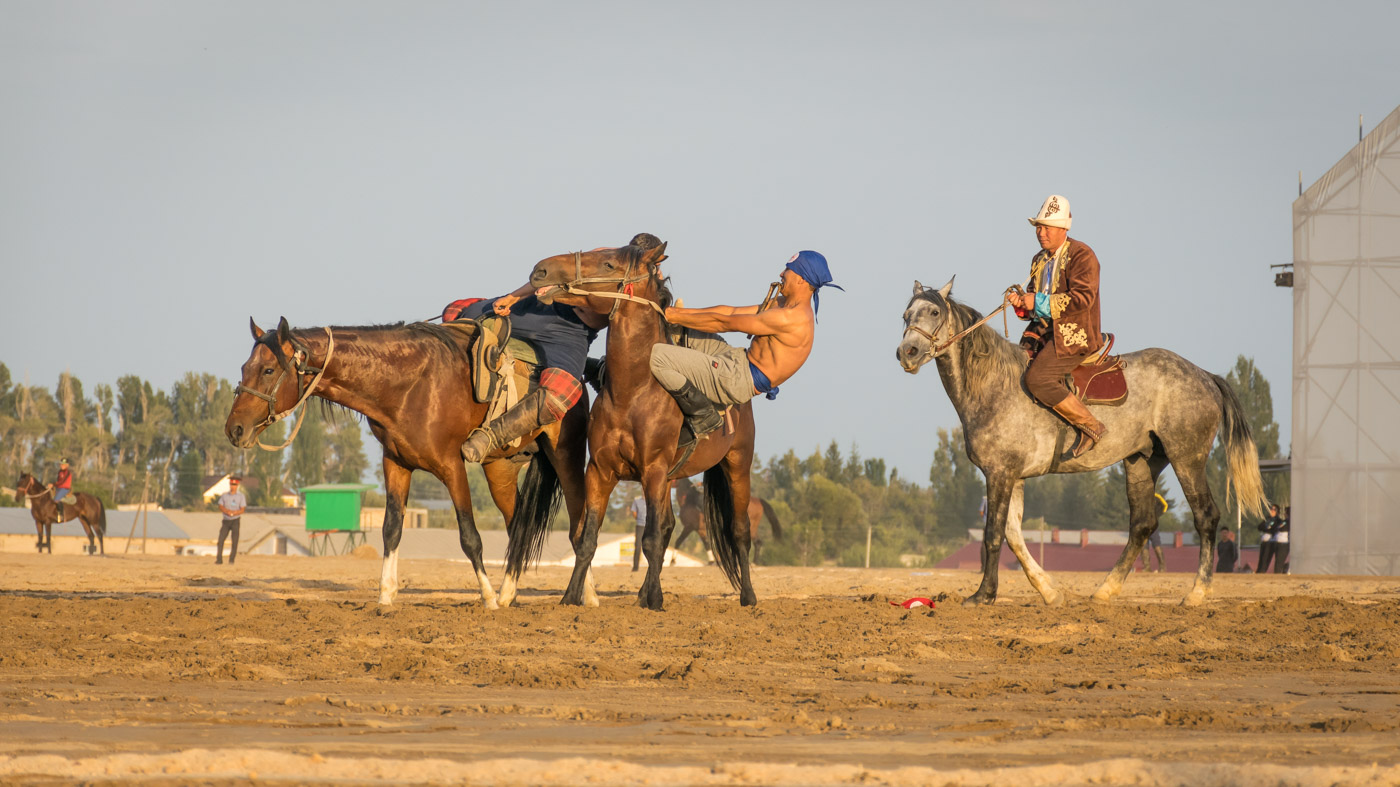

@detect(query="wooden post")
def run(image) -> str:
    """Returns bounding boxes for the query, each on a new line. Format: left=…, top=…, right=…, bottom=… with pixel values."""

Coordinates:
left=123, top=469, right=151, bottom=554
left=864, top=524, right=872, bottom=569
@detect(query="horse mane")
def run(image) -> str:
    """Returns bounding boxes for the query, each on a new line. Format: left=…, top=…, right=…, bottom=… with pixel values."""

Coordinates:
left=912, top=290, right=1027, bottom=409
left=615, top=243, right=675, bottom=309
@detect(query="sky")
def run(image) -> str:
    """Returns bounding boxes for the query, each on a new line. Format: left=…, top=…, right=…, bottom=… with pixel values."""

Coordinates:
left=3, top=1, right=1398, bottom=485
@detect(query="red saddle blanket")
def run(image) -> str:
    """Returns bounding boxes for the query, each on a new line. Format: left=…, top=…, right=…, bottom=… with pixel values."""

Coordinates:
left=1069, top=333, right=1128, bottom=406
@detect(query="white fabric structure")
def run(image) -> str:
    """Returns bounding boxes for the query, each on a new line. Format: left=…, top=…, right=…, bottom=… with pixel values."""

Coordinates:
left=1292, top=104, right=1400, bottom=575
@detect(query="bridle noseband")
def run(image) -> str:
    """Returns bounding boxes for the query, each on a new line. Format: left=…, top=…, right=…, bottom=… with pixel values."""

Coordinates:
left=234, top=326, right=335, bottom=450
left=558, top=251, right=665, bottom=320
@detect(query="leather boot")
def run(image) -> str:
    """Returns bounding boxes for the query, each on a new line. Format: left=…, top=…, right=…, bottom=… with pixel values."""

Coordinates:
left=669, top=381, right=724, bottom=450
left=1052, top=394, right=1108, bottom=460
left=462, top=389, right=557, bottom=463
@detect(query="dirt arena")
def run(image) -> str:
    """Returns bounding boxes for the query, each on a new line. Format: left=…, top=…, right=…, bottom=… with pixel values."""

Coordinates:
left=1, top=552, right=1398, bottom=786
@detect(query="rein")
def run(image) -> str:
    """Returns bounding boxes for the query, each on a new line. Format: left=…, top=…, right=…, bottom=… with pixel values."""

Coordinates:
left=235, top=327, right=336, bottom=451
left=559, top=251, right=666, bottom=319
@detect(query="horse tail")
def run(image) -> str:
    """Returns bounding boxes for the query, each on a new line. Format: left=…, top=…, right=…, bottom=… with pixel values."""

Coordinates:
left=504, top=452, right=563, bottom=580
left=95, top=496, right=107, bottom=536
left=702, top=465, right=744, bottom=591
left=759, top=497, right=782, bottom=541
left=1212, top=373, right=1268, bottom=520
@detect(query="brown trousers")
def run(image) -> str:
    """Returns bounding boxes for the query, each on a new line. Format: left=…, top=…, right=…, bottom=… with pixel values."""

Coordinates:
left=1023, top=347, right=1084, bottom=407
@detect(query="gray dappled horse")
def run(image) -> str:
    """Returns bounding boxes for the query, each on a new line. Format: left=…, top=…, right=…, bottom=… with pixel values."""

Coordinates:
left=897, top=279, right=1267, bottom=607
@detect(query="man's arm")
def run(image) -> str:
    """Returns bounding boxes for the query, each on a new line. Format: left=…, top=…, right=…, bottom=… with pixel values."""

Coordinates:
left=492, top=282, right=540, bottom=315
left=665, top=304, right=789, bottom=336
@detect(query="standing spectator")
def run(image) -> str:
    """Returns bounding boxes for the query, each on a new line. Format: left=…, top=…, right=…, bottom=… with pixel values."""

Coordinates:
left=216, top=476, right=247, bottom=565
left=49, top=458, right=73, bottom=520
left=1256, top=503, right=1282, bottom=573
left=629, top=495, right=647, bottom=572
left=1216, top=527, right=1239, bottom=573
left=1274, top=505, right=1291, bottom=574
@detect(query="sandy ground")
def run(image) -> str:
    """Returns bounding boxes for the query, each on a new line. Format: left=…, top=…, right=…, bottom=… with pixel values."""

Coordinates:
left=1, top=551, right=1399, bottom=786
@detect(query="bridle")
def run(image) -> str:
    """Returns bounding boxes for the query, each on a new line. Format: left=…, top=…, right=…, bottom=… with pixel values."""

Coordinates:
left=234, top=326, right=335, bottom=451
left=902, top=290, right=1014, bottom=365
left=17, top=475, right=53, bottom=500
left=557, top=251, right=666, bottom=320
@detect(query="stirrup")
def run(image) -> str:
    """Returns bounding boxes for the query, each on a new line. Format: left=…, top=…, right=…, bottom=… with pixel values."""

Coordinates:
left=461, top=426, right=500, bottom=463
left=1062, top=423, right=1107, bottom=461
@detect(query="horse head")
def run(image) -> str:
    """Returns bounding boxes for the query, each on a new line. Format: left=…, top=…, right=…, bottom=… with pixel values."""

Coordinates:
left=529, top=234, right=670, bottom=317
left=897, top=277, right=956, bottom=373
left=225, top=316, right=312, bottom=448
left=15, top=473, right=37, bottom=495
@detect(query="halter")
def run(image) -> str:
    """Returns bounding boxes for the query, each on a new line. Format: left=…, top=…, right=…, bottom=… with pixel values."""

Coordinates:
left=559, top=251, right=666, bottom=320
left=234, top=326, right=336, bottom=451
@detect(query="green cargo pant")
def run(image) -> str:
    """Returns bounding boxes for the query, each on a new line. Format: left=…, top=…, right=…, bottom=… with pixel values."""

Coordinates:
left=649, top=331, right=756, bottom=407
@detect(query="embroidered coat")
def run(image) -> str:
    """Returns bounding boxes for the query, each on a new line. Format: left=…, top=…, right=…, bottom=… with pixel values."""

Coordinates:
left=1021, top=238, right=1103, bottom=359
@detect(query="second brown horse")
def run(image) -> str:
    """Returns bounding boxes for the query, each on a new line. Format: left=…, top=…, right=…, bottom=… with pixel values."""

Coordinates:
left=528, top=238, right=759, bottom=609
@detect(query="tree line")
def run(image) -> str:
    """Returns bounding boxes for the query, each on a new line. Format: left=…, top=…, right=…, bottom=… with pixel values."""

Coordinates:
left=0, top=363, right=369, bottom=509
left=3, top=355, right=1286, bottom=561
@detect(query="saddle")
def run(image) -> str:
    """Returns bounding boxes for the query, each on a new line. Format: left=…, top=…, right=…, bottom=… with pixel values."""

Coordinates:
left=1068, top=333, right=1128, bottom=406
left=437, top=318, right=556, bottom=451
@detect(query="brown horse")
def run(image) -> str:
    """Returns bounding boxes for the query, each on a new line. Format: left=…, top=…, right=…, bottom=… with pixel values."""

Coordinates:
left=527, top=238, right=759, bottom=609
left=672, top=476, right=783, bottom=564
left=224, top=318, right=589, bottom=608
left=15, top=473, right=107, bottom=555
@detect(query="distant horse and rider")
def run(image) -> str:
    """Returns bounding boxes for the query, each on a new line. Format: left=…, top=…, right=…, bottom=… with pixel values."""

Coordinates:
left=672, top=476, right=783, bottom=564
left=14, top=472, right=107, bottom=555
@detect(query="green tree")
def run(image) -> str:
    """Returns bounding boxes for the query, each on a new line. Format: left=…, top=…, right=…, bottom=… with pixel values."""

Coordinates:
left=928, top=427, right=984, bottom=538
left=287, top=405, right=328, bottom=490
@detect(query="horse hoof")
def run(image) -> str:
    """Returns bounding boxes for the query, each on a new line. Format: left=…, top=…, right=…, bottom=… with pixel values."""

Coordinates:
left=1043, top=592, right=1066, bottom=607
left=961, top=593, right=995, bottom=607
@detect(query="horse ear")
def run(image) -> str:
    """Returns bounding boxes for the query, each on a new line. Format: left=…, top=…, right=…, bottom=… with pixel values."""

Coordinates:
left=277, top=316, right=292, bottom=345
left=912, top=280, right=924, bottom=294
left=250, top=318, right=265, bottom=340
left=642, top=241, right=668, bottom=266
left=937, top=276, right=955, bottom=299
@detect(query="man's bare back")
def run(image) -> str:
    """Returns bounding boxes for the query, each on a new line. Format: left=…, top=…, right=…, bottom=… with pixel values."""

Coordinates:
left=664, top=267, right=816, bottom=389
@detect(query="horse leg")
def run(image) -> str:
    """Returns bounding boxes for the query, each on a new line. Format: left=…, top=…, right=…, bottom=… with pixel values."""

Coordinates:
left=441, top=462, right=498, bottom=610
left=377, top=456, right=412, bottom=606
left=562, top=461, right=617, bottom=607
left=1093, top=454, right=1164, bottom=603
left=482, top=459, right=522, bottom=607
left=964, top=474, right=1015, bottom=606
left=726, top=454, right=757, bottom=606
left=1176, top=457, right=1220, bottom=606
left=1000, top=479, right=1062, bottom=605
left=637, top=470, right=675, bottom=611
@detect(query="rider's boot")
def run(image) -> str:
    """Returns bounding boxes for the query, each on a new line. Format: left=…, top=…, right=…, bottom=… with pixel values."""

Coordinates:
left=668, top=381, right=724, bottom=451
left=1052, top=393, right=1108, bottom=460
left=461, top=389, right=558, bottom=464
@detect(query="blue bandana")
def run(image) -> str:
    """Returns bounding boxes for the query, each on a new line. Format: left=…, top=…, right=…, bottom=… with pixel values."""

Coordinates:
left=784, top=250, right=842, bottom=319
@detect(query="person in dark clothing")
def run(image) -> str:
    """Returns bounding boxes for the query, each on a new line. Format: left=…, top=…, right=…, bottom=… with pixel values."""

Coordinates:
left=1216, top=527, right=1239, bottom=573
left=1274, top=505, right=1291, bottom=574
left=1256, top=503, right=1282, bottom=573
left=457, top=280, right=607, bottom=463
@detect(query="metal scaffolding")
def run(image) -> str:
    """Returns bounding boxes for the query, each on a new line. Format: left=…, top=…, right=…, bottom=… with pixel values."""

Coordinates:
left=1292, top=104, right=1400, bottom=575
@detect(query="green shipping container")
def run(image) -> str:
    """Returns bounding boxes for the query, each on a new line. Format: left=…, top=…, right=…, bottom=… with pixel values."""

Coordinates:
left=300, top=483, right=376, bottom=532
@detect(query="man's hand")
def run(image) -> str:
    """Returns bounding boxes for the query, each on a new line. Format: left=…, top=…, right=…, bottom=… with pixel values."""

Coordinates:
left=493, top=294, right=521, bottom=316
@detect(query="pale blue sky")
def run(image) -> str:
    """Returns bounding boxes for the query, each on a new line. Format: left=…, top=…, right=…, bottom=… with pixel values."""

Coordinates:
left=3, top=1, right=1397, bottom=481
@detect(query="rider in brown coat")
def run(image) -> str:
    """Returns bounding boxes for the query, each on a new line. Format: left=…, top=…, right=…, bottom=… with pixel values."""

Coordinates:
left=1004, top=194, right=1108, bottom=459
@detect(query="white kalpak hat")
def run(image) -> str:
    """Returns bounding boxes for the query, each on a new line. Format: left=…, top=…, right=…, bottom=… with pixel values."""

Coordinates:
left=1028, top=194, right=1072, bottom=229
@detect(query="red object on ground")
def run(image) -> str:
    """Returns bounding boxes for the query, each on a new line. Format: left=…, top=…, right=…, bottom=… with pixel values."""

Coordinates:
left=890, top=597, right=935, bottom=609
